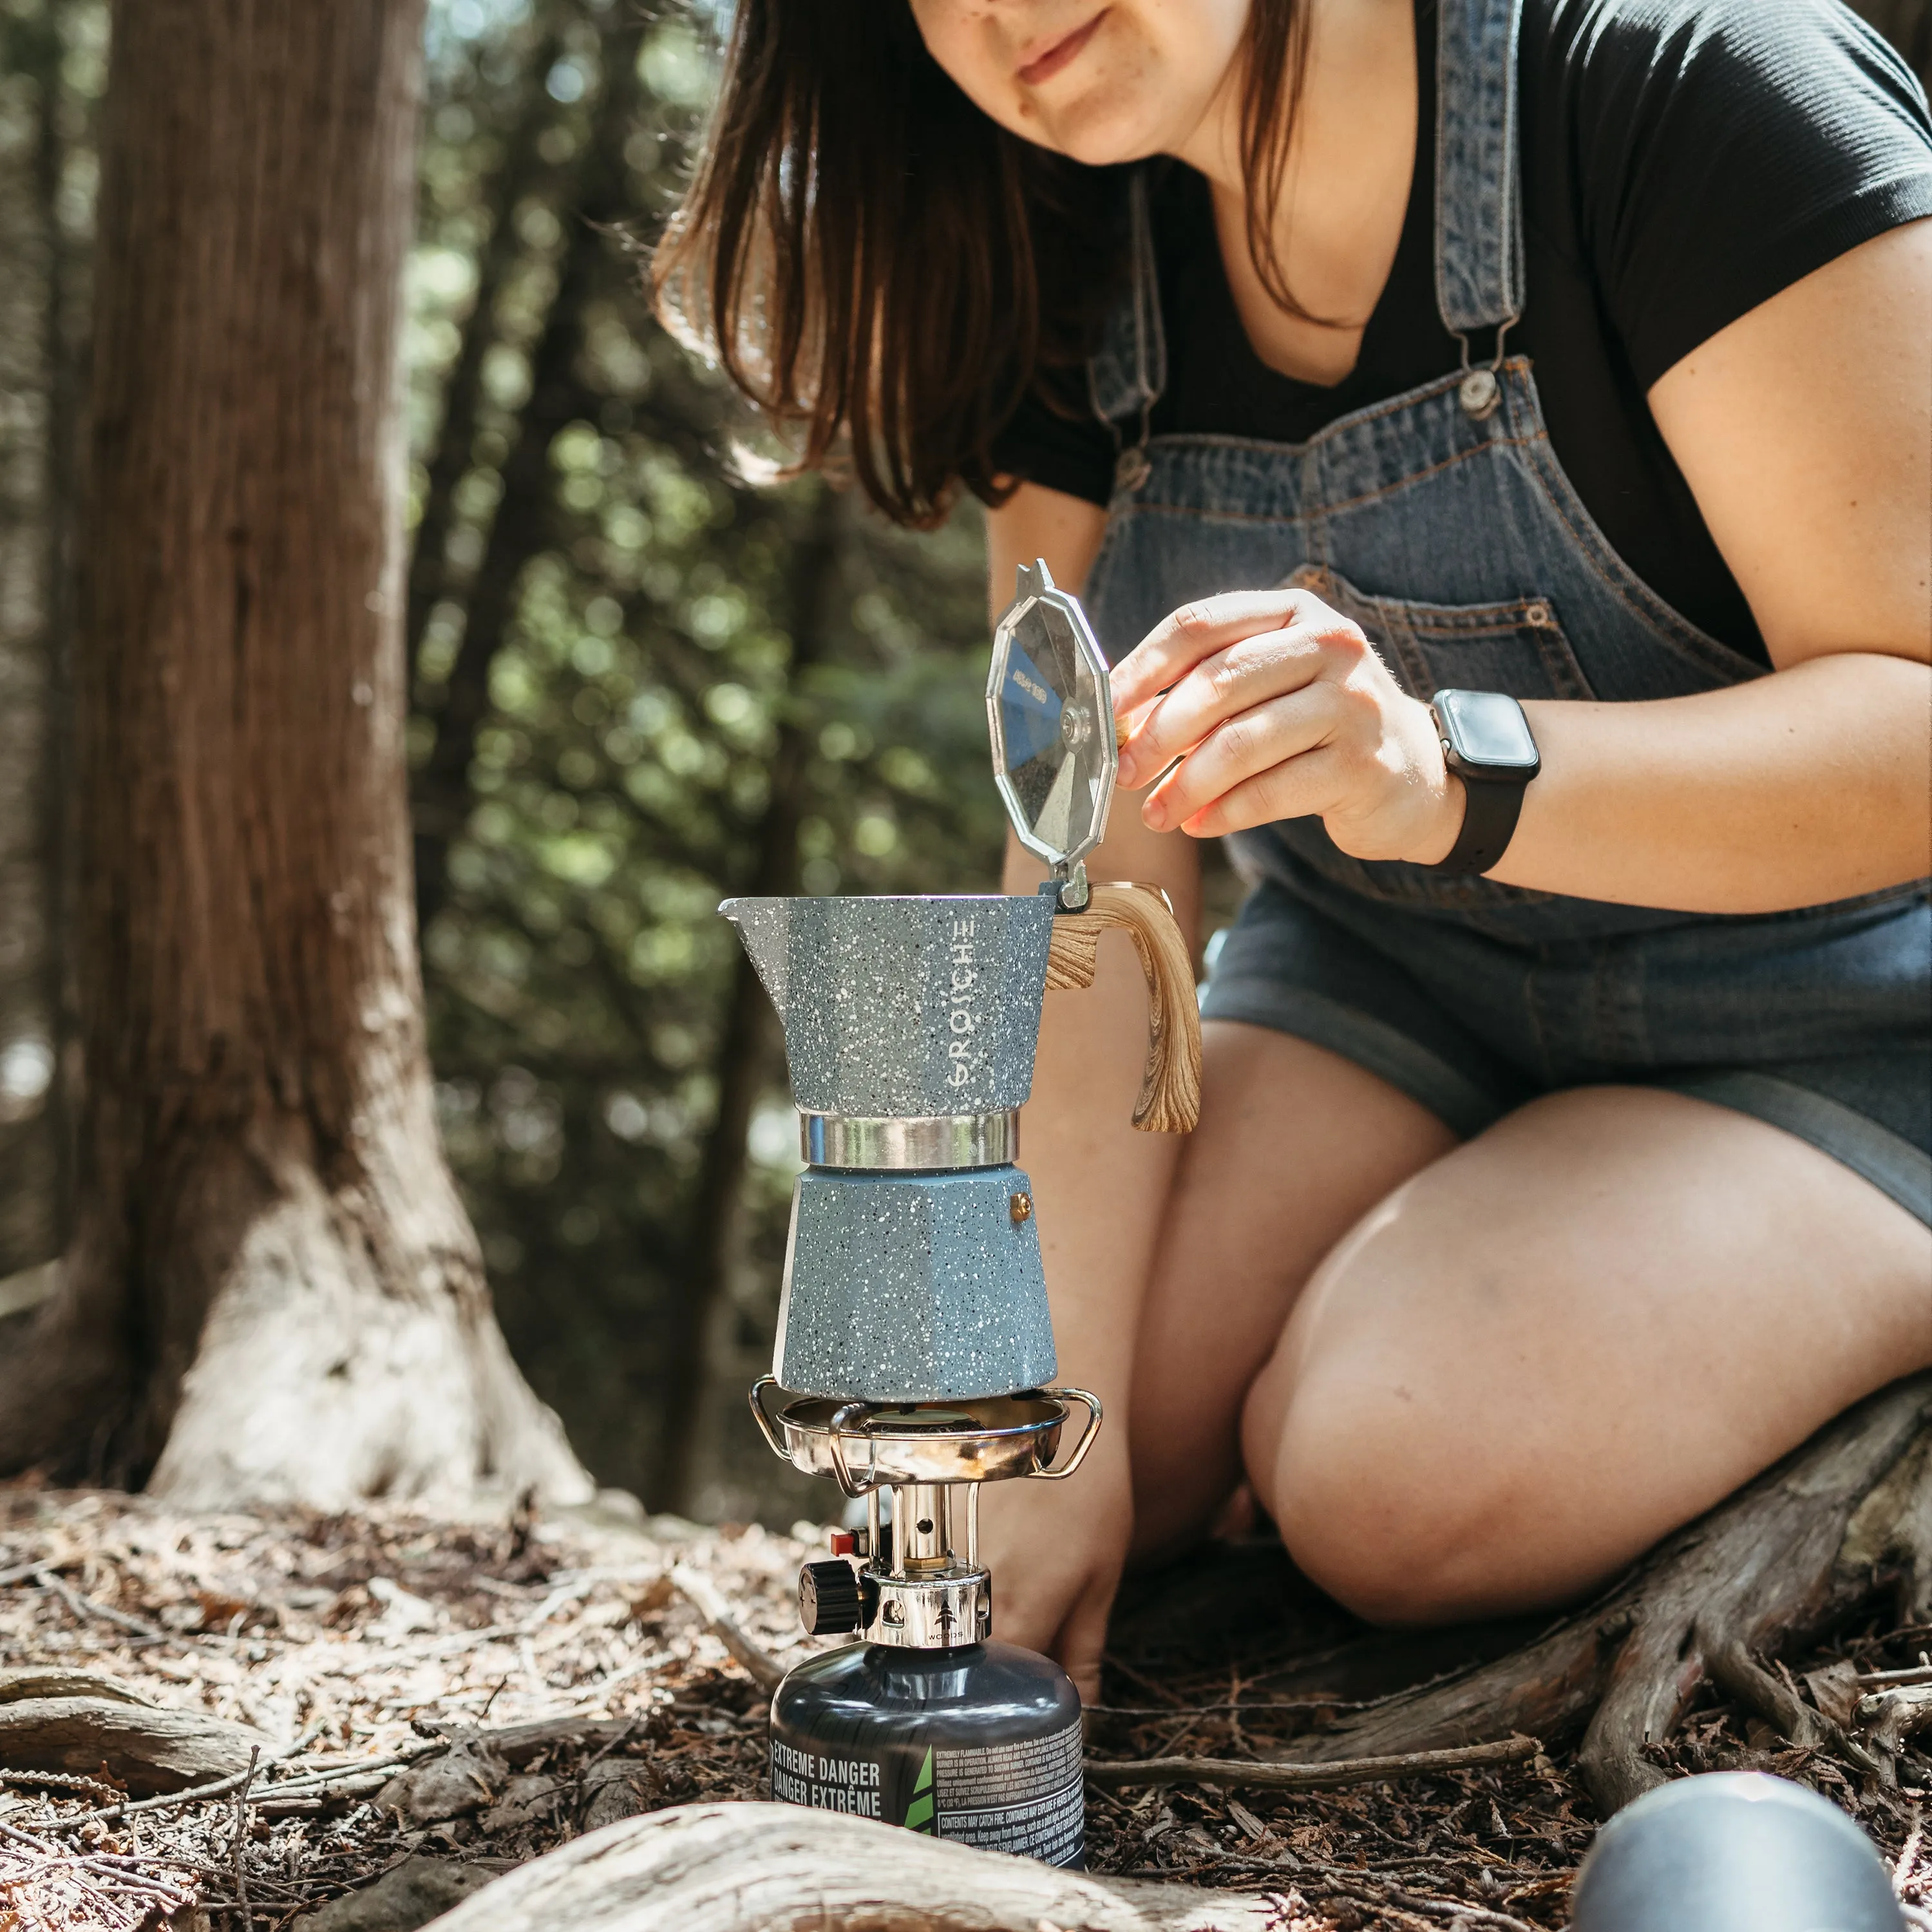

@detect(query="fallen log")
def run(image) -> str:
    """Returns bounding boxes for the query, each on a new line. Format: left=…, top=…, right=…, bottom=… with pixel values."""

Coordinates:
left=421, top=1802, right=1276, bottom=1932
left=1256, top=1371, right=1932, bottom=1813
left=0, top=1694, right=279, bottom=1795
left=0, top=1667, right=157, bottom=1709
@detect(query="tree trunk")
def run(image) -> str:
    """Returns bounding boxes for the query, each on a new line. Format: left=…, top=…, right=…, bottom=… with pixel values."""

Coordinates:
left=410, top=11, right=645, bottom=936
left=0, top=0, right=591, bottom=1513
left=401, top=23, right=563, bottom=709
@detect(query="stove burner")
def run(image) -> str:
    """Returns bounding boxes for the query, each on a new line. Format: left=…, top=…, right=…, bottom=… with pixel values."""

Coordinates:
left=749, top=1381, right=1101, bottom=1495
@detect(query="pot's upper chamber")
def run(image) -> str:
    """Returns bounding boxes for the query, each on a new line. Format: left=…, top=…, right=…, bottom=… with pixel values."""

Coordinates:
left=715, top=562, right=1116, bottom=1403
left=719, top=893, right=1057, bottom=1119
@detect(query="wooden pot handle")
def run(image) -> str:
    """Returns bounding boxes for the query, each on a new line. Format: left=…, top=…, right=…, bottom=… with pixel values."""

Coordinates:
left=1043, top=882, right=1202, bottom=1133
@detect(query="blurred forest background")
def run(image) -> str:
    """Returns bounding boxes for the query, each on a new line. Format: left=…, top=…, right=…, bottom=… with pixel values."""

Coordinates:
left=0, top=0, right=1012, bottom=1528
left=0, top=0, right=1924, bottom=1527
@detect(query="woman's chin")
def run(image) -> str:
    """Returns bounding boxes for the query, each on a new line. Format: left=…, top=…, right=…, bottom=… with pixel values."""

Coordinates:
left=1027, top=97, right=1173, bottom=169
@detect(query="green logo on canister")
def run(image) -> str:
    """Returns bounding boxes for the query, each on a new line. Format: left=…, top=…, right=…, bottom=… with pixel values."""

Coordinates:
left=903, top=1747, right=935, bottom=1832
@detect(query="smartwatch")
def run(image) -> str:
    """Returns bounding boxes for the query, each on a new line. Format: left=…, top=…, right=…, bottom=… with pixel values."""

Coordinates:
left=1428, top=689, right=1540, bottom=876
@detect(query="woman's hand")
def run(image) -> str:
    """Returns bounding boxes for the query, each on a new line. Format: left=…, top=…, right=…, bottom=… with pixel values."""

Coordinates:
left=1111, top=589, right=1463, bottom=862
left=976, top=1421, right=1133, bottom=1703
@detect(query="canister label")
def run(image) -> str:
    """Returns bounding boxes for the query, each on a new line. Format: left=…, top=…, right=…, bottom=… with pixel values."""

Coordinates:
left=768, top=1719, right=1084, bottom=1866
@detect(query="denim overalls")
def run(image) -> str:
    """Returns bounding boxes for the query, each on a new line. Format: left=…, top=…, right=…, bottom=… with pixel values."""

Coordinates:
left=1080, top=0, right=1932, bottom=1222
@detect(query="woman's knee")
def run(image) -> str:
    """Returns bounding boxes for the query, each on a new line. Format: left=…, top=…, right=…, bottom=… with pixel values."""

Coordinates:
left=1247, top=1373, right=1507, bottom=1625
left=1240, top=1268, right=1577, bottom=1628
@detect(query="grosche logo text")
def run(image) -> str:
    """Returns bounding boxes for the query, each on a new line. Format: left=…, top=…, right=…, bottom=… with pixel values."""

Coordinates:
left=943, top=917, right=979, bottom=1090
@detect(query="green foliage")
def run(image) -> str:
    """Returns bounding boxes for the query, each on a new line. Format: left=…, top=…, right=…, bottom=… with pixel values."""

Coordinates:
left=407, top=0, right=1004, bottom=1517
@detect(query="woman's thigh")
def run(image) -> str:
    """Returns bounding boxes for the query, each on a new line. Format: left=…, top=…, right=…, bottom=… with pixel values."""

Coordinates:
left=1127, top=1019, right=1456, bottom=1557
left=1243, top=1085, right=1932, bottom=1626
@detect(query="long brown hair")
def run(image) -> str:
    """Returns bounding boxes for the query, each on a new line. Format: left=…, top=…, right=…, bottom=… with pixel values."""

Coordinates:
left=652, top=2, right=1314, bottom=528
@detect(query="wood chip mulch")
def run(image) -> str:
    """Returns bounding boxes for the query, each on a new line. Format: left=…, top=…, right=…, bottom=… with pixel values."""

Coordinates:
left=0, top=1483, right=1925, bottom=1930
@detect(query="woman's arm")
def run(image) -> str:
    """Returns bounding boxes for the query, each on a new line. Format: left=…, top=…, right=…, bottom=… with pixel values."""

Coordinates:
left=990, top=485, right=1200, bottom=1421
left=983, top=482, right=1201, bottom=1694
left=1110, top=222, right=1932, bottom=915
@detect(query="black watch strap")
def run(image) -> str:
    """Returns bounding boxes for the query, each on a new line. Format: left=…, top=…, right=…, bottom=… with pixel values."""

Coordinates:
left=1435, top=775, right=1526, bottom=876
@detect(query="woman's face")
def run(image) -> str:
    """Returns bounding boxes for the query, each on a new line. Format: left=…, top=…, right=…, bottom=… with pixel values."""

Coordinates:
left=907, top=1, right=1250, bottom=166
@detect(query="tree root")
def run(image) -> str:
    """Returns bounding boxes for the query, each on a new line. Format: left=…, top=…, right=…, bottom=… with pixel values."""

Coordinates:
left=1269, top=1372, right=1932, bottom=1813
left=0, top=1122, right=592, bottom=1513
left=1086, top=1733, right=1539, bottom=1792
left=424, top=1802, right=1277, bottom=1932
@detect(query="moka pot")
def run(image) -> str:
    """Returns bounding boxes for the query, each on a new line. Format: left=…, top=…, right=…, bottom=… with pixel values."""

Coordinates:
left=720, top=890, right=1061, bottom=1404
left=727, top=563, right=1204, bottom=1867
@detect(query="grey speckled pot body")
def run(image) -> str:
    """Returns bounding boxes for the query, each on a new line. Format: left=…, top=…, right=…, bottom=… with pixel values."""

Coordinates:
left=720, top=895, right=1056, bottom=1117
left=775, top=1168, right=1056, bottom=1402
left=721, top=894, right=1062, bottom=1403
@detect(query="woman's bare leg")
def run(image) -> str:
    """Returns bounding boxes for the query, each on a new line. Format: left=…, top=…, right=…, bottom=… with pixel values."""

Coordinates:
left=1243, top=1085, right=1932, bottom=1624
left=1128, top=1021, right=1456, bottom=1556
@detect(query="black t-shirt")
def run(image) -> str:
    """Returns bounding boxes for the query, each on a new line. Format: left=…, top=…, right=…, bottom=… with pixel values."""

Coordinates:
left=992, top=0, right=1932, bottom=665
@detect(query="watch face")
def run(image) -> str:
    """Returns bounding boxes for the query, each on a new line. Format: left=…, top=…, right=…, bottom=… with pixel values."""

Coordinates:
left=1437, top=689, right=1539, bottom=771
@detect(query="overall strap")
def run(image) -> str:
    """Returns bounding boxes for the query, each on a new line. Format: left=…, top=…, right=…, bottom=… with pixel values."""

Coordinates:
left=1434, top=0, right=1525, bottom=354
left=1086, top=167, right=1166, bottom=493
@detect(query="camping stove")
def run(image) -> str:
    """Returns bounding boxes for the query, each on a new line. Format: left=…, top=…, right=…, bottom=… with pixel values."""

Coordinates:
left=749, top=1385, right=1103, bottom=1650
left=722, top=564, right=1197, bottom=1868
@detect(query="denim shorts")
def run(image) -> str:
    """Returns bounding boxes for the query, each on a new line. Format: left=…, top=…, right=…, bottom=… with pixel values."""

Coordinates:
left=1198, top=862, right=1932, bottom=1226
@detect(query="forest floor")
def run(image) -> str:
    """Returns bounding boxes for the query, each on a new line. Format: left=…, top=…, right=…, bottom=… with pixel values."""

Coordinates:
left=0, top=1481, right=1925, bottom=1931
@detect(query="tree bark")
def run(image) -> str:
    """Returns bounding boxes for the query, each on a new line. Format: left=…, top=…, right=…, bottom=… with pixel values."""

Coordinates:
left=0, top=0, right=591, bottom=1512
left=0, top=1697, right=276, bottom=1797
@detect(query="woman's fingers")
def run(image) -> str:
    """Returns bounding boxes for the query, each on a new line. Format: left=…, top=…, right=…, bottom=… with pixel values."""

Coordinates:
left=1110, top=585, right=1452, bottom=858
left=1118, top=619, right=1337, bottom=788
left=1168, top=744, right=1354, bottom=838
left=1054, top=1560, right=1121, bottom=1705
left=1142, top=690, right=1352, bottom=832
left=1110, top=589, right=1352, bottom=716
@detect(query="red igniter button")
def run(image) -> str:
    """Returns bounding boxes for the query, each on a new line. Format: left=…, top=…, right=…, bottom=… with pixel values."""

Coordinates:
left=828, top=1530, right=857, bottom=1557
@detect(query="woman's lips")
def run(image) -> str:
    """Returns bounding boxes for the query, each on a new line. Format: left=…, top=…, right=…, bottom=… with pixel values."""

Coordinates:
left=1017, top=10, right=1106, bottom=86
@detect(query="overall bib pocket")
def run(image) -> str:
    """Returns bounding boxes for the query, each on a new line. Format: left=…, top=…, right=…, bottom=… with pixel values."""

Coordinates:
left=1282, top=564, right=1598, bottom=705
left=1233, top=565, right=1600, bottom=925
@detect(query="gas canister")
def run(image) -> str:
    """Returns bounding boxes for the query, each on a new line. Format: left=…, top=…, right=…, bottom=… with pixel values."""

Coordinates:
left=770, top=1639, right=1084, bottom=1867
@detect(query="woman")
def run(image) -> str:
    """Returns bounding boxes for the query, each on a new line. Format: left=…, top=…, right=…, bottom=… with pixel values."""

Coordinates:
left=657, top=0, right=1932, bottom=1696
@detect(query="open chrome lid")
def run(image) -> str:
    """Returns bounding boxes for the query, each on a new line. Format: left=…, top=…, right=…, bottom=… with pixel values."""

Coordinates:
left=987, top=560, right=1115, bottom=904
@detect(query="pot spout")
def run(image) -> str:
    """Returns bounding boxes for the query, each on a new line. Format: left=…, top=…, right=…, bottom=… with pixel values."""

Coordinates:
left=718, top=898, right=790, bottom=1023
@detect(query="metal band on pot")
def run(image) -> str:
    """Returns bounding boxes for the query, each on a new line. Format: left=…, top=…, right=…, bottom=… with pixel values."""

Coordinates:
left=799, top=1110, right=1019, bottom=1171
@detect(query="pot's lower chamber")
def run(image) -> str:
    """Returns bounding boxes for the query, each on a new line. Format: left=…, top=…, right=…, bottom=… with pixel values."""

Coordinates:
left=770, top=1640, right=1085, bottom=1867
left=748, top=1381, right=1101, bottom=1864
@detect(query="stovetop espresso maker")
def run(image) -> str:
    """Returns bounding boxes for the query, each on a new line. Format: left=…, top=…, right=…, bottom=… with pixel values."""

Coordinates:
left=724, top=563, right=1201, bottom=1867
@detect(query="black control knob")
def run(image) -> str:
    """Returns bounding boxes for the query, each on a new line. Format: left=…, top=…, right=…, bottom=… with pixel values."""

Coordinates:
left=799, top=1559, right=871, bottom=1636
